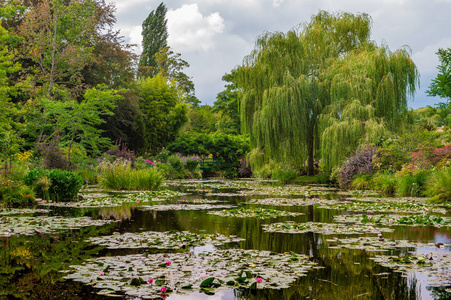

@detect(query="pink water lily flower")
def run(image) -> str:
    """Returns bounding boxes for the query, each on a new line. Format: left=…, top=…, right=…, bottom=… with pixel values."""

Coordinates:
left=136, top=198, right=140, bottom=204
left=147, top=278, right=154, bottom=284
left=160, top=287, right=167, bottom=293
left=166, top=261, right=171, bottom=266
left=256, top=277, right=263, bottom=283
left=100, top=272, right=104, bottom=276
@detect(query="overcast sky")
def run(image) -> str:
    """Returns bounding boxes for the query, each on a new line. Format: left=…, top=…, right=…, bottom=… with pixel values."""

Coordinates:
left=112, top=0, right=451, bottom=108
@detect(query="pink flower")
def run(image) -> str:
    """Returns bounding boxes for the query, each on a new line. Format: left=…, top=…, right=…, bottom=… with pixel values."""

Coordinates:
left=100, top=272, right=104, bottom=276
left=136, top=198, right=140, bottom=204
left=89, top=278, right=93, bottom=282
left=368, top=216, right=372, bottom=219
left=147, top=278, right=154, bottom=284
left=160, top=287, right=167, bottom=293
left=341, top=218, right=346, bottom=222
left=256, top=277, right=263, bottom=283
left=166, top=261, right=171, bottom=266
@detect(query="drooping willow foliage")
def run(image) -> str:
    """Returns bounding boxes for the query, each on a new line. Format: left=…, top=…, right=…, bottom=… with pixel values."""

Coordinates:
left=234, top=11, right=418, bottom=175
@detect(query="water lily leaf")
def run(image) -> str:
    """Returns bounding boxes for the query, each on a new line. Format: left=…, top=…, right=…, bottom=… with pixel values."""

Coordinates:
left=200, top=277, right=215, bottom=288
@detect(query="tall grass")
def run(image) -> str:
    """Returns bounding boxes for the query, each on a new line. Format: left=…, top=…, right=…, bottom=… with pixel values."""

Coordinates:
left=98, top=159, right=164, bottom=190
left=425, top=167, right=451, bottom=203
left=372, top=172, right=397, bottom=196
left=396, top=169, right=429, bottom=197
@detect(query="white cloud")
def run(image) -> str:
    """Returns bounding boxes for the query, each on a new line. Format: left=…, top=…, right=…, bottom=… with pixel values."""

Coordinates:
left=273, top=0, right=284, bottom=7
left=167, top=4, right=225, bottom=52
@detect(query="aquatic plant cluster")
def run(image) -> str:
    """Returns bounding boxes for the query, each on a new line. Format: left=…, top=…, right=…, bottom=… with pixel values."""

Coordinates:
left=1, top=179, right=450, bottom=298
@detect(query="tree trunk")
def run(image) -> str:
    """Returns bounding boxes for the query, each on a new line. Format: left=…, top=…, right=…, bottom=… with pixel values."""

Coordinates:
left=307, top=134, right=314, bottom=176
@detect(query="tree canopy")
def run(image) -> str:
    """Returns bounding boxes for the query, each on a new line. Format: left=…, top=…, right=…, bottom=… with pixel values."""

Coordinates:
left=234, top=11, right=418, bottom=175
left=427, top=48, right=451, bottom=102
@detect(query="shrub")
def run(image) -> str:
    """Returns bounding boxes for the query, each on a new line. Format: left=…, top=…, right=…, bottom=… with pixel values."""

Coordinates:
left=25, top=168, right=83, bottom=202
left=105, top=141, right=136, bottom=166
left=74, top=167, right=98, bottom=185
left=339, top=148, right=375, bottom=188
left=167, top=154, right=185, bottom=172
left=238, top=157, right=252, bottom=178
left=98, top=158, right=164, bottom=190
left=0, top=178, right=35, bottom=207
left=350, top=174, right=373, bottom=190
left=271, top=167, right=298, bottom=183
left=185, top=156, right=200, bottom=173
left=425, top=167, right=451, bottom=203
left=372, top=172, right=397, bottom=196
left=373, top=142, right=410, bottom=172
left=36, top=140, right=69, bottom=170
left=395, top=166, right=430, bottom=197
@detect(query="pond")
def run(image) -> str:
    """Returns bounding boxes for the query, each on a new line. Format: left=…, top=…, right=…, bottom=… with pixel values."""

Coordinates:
left=1, top=179, right=450, bottom=299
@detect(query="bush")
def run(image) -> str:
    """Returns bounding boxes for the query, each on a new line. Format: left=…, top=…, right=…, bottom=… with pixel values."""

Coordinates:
left=350, top=174, right=373, bottom=190
left=98, top=158, right=164, bottom=190
left=372, top=172, right=397, bottom=196
left=25, top=168, right=83, bottom=202
left=339, top=148, right=375, bottom=188
left=167, top=154, right=185, bottom=172
left=271, top=167, right=298, bottom=183
left=395, top=165, right=430, bottom=197
left=0, top=178, right=35, bottom=207
left=425, top=167, right=451, bottom=203
left=185, top=156, right=200, bottom=173
left=239, top=157, right=252, bottom=178
left=36, top=140, right=69, bottom=170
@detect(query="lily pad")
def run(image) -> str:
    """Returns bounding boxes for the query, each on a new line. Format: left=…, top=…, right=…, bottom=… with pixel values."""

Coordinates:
left=87, top=230, right=244, bottom=249
left=325, top=236, right=449, bottom=251
left=246, top=198, right=346, bottom=207
left=208, top=207, right=304, bottom=219
left=0, top=216, right=117, bottom=237
left=0, top=208, right=51, bottom=216
left=322, top=201, right=447, bottom=214
left=63, top=249, right=317, bottom=298
left=334, top=214, right=451, bottom=227
left=371, top=253, right=451, bottom=287
left=262, top=221, right=393, bottom=235
left=140, top=204, right=236, bottom=211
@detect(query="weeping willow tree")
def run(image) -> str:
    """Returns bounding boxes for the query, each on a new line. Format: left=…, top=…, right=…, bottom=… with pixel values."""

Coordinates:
left=234, top=11, right=418, bottom=175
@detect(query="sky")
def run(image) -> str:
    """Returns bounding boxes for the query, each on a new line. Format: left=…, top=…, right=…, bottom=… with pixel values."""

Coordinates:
left=111, top=0, right=451, bottom=108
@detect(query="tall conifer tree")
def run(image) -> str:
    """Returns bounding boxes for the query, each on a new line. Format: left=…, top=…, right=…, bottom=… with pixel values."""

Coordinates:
left=139, top=2, right=168, bottom=77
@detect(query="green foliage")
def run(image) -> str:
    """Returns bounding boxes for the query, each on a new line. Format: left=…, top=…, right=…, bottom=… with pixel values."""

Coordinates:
left=271, top=167, right=298, bottom=183
left=98, top=159, right=164, bottom=190
left=425, top=167, right=451, bottom=203
left=395, top=166, right=430, bottom=197
left=427, top=48, right=451, bottom=101
left=24, top=168, right=83, bottom=202
left=167, top=155, right=185, bottom=172
left=350, top=174, right=373, bottom=190
left=167, top=133, right=250, bottom=178
left=213, top=73, right=240, bottom=135
left=139, top=2, right=168, bottom=77
left=182, top=105, right=217, bottom=134
left=372, top=172, right=397, bottom=196
left=235, top=11, right=418, bottom=175
left=41, top=85, right=121, bottom=163
left=0, top=177, right=35, bottom=207
left=139, top=74, right=188, bottom=155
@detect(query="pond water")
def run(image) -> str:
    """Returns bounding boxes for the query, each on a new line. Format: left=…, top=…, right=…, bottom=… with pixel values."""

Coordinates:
left=1, top=179, right=450, bottom=299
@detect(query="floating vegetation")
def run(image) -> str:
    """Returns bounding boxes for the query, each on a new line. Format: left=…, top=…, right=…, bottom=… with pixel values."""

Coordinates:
left=87, top=231, right=244, bottom=249
left=179, top=199, right=224, bottom=204
left=262, top=221, right=393, bottom=235
left=204, top=193, right=240, bottom=197
left=239, top=185, right=334, bottom=197
left=325, top=236, right=448, bottom=251
left=208, top=207, right=304, bottom=219
left=140, top=204, right=236, bottom=211
left=371, top=253, right=451, bottom=287
left=334, top=214, right=451, bottom=227
left=0, top=208, right=51, bottom=216
left=0, top=216, right=117, bottom=237
left=43, top=190, right=185, bottom=208
left=247, top=197, right=346, bottom=207
left=324, top=201, right=447, bottom=214
left=63, top=249, right=317, bottom=298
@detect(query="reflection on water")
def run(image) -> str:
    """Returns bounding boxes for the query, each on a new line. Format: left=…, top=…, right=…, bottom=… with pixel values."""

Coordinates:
left=1, top=180, right=450, bottom=299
